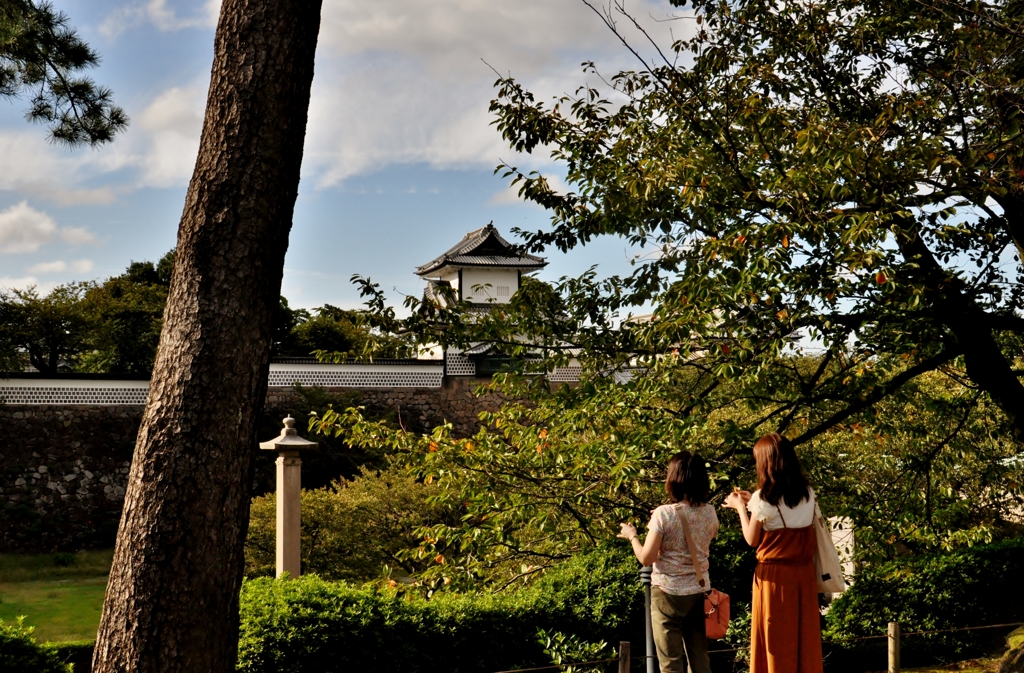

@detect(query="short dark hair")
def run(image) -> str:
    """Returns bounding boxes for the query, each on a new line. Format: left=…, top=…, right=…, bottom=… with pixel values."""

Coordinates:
left=664, top=451, right=711, bottom=506
left=753, top=433, right=810, bottom=508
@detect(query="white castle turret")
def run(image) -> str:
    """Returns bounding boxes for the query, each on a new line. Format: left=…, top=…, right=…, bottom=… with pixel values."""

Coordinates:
left=414, top=223, right=548, bottom=374
left=415, top=222, right=546, bottom=307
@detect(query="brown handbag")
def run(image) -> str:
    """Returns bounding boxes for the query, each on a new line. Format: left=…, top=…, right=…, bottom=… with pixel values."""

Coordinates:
left=675, top=504, right=731, bottom=639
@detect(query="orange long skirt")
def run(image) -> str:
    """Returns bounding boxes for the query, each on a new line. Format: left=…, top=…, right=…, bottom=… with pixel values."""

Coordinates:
left=750, top=526, right=823, bottom=673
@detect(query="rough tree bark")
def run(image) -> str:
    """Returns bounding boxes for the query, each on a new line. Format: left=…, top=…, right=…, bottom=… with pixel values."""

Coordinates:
left=92, top=2, right=322, bottom=672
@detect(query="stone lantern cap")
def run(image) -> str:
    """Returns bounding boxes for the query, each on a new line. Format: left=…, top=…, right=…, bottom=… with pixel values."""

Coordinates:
left=260, top=415, right=318, bottom=452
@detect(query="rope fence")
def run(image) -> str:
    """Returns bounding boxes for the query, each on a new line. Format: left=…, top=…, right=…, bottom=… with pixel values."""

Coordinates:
left=705, top=619, right=1024, bottom=652
left=491, top=621, right=1024, bottom=673
left=890, top=621, right=1024, bottom=639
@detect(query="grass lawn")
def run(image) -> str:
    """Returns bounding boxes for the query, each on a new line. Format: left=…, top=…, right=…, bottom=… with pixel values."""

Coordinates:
left=0, top=549, right=111, bottom=643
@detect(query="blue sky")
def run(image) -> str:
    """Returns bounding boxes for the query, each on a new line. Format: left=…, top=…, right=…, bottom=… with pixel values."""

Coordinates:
left=0, top=0, right=681, bottom=311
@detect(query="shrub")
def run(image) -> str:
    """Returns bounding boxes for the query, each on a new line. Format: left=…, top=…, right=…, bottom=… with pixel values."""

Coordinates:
left=0, top=618, right=71, bottom=673
left=824, top=537, right=1024, bottom=669
left=42, top=641, right=94, bottom=673
left=237, top=545, right=646, bottom=673
left=244, top=467, right=454, bottom=582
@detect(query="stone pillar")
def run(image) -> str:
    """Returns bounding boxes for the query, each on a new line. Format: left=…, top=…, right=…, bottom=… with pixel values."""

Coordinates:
left=275, top=450, right=303, bottom=578
left=260, top=415, right=316, bottom=579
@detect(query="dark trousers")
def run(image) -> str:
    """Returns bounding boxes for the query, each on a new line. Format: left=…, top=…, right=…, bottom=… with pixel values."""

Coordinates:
left=651, top=586, right=712, bottom=673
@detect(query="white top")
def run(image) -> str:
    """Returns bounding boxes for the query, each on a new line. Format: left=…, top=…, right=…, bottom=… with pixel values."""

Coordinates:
left=648, top=502, right=719, bottom=596
left=747, top=487, right=820, bottom=530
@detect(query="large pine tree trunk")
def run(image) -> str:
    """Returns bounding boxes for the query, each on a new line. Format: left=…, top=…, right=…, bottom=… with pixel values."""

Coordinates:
left=92, top=2, right=322, bottom=671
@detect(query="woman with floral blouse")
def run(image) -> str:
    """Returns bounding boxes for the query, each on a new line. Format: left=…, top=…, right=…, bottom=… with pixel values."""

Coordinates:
left=619, top=451, right=719, bottom=673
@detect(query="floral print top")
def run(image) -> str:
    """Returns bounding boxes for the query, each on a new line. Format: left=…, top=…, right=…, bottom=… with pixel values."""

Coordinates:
left=648, top=502, right=720, bottom=596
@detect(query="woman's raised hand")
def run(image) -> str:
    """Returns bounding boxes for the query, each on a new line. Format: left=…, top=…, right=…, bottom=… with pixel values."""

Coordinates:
left=723, top=491, right=749, bottom=510
left=618, top=522, right=638, bottom=540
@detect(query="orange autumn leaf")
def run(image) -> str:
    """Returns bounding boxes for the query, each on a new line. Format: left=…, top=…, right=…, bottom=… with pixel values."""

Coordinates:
left=435, top=554, right=444, bottom=564
left=876, top=271, right=887, bottom=285
left=429, top=442, right=439, bottom=452
left=539, top=428, right=548, bottom=439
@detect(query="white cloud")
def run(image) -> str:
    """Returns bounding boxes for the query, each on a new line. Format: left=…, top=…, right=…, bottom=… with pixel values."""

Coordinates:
left=0, top=132, right=121, bottom=205
left=0, top=275, right=37, bottom=290
left=0, top=202, right=98, bottom=254
left=303, top=0, right=686, bottom=187
left=0, top=202, right=57, bottom=254
left=27, top=259, right=95, bottom=275
left=0, top=0, right=690, bottom=199
left=133, top=86, right=206, bottom=187
left=22, top=185, right=118, bottom=206
left=0, top=275, right=59, bottom=293
left=317, top=0, right=661, bottom=73
left=0, top=134, right=94, bottom=193
left=28, top=260, right=67, bottom=274
left=0, top=83, right=206, bottom=195
left=60, top=227, right=98, bottom=245
left=100, top=0, right=221, bottom=39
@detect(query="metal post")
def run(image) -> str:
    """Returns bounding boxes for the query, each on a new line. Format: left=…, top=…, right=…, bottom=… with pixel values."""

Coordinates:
left=618, top=641, right=631, bottom=673
left=640, top=566, right=656, bottom=673
left=888, top=622, right=900, bottom=673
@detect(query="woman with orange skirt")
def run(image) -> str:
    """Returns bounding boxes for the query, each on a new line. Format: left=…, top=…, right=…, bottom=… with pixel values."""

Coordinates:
left=723, top=433, right=823, bottom=673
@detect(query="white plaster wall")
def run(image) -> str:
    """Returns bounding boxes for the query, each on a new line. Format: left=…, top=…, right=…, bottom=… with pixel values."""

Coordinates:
left=0, top=379, right=150, bottom=405
left=439, top=269, right=459, bottom=294
left=461, top=268, right=519, bottom=303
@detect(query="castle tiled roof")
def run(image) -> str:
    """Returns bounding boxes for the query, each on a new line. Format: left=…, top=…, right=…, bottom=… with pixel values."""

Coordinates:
left=415, top=223, right=547, bottom=276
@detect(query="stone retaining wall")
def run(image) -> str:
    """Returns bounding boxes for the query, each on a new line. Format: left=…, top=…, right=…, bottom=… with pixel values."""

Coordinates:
left=0, top=406, right=139, bottom=553
left=1, top=378, right=500, bottom=552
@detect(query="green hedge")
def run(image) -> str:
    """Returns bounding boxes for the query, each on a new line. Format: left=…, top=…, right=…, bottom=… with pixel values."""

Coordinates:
left=0, top=618, right=71, bottom=673
left=18, top=536, right=1021, bottom=673
left=824, top=537, right=1024, bottom=669
left=237, top=545, right=646, bottom=673
left=42, top=641, right=94, bottom=673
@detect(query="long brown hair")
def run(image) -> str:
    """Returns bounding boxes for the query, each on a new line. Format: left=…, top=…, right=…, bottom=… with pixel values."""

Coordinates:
left=753, top=433, right=810, bottom=508
left=665, top=451, right=711, bottom=506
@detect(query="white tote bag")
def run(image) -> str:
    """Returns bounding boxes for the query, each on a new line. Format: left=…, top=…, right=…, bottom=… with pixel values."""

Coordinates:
left=813, top=500, right=847, bottom=594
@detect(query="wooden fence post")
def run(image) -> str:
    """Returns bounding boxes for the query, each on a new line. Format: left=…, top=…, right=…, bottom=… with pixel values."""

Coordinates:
left=888, top=622, right=900, bottom=673
left=618, top=641, right=631, bottom=673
